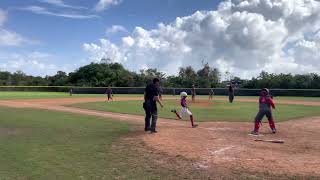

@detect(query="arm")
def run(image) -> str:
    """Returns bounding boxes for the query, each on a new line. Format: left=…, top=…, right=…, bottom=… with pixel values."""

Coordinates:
left=153, top=96, right=163, bottom=107
left=268, top=98, right=276, bottom=109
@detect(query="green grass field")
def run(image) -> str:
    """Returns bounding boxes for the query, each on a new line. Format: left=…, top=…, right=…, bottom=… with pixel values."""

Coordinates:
left=0, top=92, right=143, bottom=100
left=67, top=99, right=320, bottom=122
left=0, top=107, right=207, bottom=180
left=0, top=91, right=320, bottom=101
left=0, top=107, right=131, bottom=179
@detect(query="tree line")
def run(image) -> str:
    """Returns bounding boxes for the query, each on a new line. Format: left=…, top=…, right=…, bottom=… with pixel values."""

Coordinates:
left=0, top=62, right=319, bottom=89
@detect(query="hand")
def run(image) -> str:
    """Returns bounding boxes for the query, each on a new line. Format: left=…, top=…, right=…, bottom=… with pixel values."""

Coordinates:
left=160, top=104, right=164, bottom=108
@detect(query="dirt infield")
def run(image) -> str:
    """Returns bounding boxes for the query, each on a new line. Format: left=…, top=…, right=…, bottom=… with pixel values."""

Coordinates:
left=0, top=97, right=319, bottom=177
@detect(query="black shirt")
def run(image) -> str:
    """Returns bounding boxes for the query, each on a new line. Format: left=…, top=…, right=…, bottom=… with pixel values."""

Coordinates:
left=145, top=83, right=159, bottom=101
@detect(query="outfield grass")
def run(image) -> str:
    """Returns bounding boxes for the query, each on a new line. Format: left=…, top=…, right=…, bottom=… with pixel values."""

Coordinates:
left=0, top=91, right=319, bottom=101
left=0, top=92, right=143, bottom=100
left=0, top=107, right=132, bottom=179
left=67, top=99, right=320, bottom=122
left=196, top=95, right=320, bottom=101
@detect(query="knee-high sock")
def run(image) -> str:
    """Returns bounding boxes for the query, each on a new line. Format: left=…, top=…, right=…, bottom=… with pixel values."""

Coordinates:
left=190, top=115, right=195, bottom=126
left=268, top=119, right=276, bottom=129
left=254, top=121, right=260, bottom=132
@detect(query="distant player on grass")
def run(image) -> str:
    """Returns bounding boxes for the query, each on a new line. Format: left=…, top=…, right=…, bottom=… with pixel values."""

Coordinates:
left=251, top=88, right=277, bottom=135
left=69, top=88, right=73, bottom=96
left=209, top=89, right=214, bottom=100
left=191, top=84, right=196, bottom=103
left=143, top=78, right=164, bottom=133
left=228, top=85, right=234, bottom=103
left=171, top=92, right=198, bottom=128
left=105, top=86, right=113, bottom=102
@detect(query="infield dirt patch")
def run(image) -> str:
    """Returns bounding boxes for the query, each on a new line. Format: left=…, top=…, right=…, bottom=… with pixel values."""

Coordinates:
left=0, top=96, right=319, bottom=177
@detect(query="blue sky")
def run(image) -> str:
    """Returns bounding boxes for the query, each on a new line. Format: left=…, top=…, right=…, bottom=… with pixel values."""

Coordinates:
left=1, top=0, right=320, bottom=78
left=0, top=0, right=221, bottom=76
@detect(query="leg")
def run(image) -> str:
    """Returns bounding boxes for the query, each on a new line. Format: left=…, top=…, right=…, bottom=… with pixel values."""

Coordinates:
left=186, top=108, right=197, bottom=128
left=144, top=102, right=152, bottom=131
left=150, top=108, right=158, bottom=132
left=253, top=111, right=265, bottom=133
left=171, top=109, right=182, bottom=119
left=266, top=110, right=276, bottom=133
left=145, top=112, right=151, bottom=131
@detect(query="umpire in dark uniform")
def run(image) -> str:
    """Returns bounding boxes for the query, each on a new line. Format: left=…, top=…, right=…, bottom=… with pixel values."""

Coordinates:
left=143, top=78, right=163, bottom=133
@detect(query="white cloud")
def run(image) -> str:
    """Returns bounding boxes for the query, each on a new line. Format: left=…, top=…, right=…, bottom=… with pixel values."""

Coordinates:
left=106, top=25, right=128, bottom=34
left=0, top=51, right=74, bottom=76
left=95, top=0, right=122, bottom=12
left=0, top=9, right=37, bottom=46
left=39, top=0, right=87, bottom=9
left=83, top=0, right=320, bottom=78
left=22, top=6, right=98, bottom=19
left=0, top=9, right=7, bottom=26
left=0, top=29, right=35, bottom=46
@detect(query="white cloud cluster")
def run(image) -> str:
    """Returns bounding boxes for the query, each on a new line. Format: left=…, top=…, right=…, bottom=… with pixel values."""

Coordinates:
left=95, top=0, right=122, bottom=12
left=0, top=29, right=31, bottom=46
left=0, top=51, right=75, bottom=76
left=83, top=0, right=320, bottom=79
left=106, top=25, right=128, bottom=34
left=0, top=9, right=33, bottom=46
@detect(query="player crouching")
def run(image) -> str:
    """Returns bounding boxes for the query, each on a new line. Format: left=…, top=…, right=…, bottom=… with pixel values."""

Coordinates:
left=171, top=92, right=198, bottom=128
left=251, top=88, right=277, bottom=135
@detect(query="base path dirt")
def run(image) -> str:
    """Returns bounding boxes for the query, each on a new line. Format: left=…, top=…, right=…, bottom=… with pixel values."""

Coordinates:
left=0, top=97, right=319, bottom=177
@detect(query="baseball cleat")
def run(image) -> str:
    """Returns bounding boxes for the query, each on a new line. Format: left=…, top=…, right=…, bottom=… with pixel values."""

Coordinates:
left=250, top=130, right=259, bottom=135
left=171, top=109, right=177, bottom=113
left=150, top=130, right=158, bottom=133
left=272, top=128, right=277, bottom=134
left=192, top=124, right=198, bottom=128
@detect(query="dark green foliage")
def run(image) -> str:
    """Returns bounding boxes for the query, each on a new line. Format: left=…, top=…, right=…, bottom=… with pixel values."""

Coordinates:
left=242, top=71, right=320, bottom=89
left=0, top=62, right=320, bottom=89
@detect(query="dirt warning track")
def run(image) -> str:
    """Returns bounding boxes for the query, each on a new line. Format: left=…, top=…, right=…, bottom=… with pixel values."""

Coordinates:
left=0, top=97, right=319, bottom=177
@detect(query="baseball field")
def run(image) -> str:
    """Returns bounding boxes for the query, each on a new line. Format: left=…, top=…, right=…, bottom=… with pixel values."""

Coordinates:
left=0, top=92, right=320, bottom=179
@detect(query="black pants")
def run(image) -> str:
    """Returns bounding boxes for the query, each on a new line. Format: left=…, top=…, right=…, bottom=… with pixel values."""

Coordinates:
left=144, top=100, right=158, bottom=131
left=229, top=94, right=234, bottom=103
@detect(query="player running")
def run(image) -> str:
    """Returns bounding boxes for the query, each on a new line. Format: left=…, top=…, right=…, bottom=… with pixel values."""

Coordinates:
left=251, top=88, right=277, bottom=135
left=171, top=92, right=198, bottom=128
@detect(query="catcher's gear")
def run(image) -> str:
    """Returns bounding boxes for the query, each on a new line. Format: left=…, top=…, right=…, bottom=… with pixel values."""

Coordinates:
left=180, top=92, right=188, bottom=97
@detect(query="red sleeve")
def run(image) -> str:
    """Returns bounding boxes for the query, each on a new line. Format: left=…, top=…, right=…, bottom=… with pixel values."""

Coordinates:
left=268, top=98, right=275, bottom=109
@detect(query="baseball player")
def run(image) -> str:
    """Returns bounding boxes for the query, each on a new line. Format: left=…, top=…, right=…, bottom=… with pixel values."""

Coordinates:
left=209, top=89, right=214, bottom=100
left=251, top=88, right=277, bottom=135
left=191, top=84, right=196, bottom=103
left=171, top=92, right=198, bottom=128
left=69, top=88, right=73, bottom=96
left=105, top=86, right=113, bottom=102
left=228, top=85, right=234, bottom=103
left=144, top=78, right=164, bottom=133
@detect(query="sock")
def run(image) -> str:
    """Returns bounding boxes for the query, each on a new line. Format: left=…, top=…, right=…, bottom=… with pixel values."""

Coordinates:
left=254, top=121, right=260, bottom=132
left=190, top=115, right=195, bottom=126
